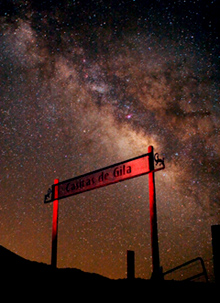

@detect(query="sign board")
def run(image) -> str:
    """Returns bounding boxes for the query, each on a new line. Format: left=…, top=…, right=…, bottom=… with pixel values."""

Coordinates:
left=44, top=152, right=165, bottom=203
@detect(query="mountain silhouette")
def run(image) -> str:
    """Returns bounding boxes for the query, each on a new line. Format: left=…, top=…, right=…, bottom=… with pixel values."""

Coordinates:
left=0, top=244, right=218, bottom=299
left=0, top=245, right=109, bottom=281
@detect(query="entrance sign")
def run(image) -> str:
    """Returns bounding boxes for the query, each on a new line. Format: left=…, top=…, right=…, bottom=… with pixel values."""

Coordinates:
left=44, top=146, right=165, bottom=280
left=44, top=152, right=165, bottom=203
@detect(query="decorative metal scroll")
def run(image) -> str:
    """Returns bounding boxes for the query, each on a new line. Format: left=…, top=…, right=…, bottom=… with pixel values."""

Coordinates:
left=154, top=153, right=165, bottom=168
left=44, top=187, right=52, bottom=203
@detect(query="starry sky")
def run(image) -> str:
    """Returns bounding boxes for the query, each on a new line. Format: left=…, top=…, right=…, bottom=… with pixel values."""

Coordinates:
left=1, top=0, right=220, bottom=280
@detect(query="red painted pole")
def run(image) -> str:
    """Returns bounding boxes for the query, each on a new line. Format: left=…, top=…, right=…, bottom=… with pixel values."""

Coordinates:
left=148, top=146, right=162, bottom=280
left=51, top=178, right=59, bottom=268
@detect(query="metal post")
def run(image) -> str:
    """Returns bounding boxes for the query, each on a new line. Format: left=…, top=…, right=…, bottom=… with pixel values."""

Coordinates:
left=127, top=250, right=135, bottom=279
left=148, top=146, right=162, bottom=280
left=51, top=178, right=59, bottom=268
left=212, top=225, right=220, bottom=284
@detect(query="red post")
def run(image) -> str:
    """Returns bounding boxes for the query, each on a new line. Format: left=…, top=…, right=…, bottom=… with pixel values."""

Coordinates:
left=148, top=146, right=162, bottom=280
left=51, top=178, right=59, bottom=268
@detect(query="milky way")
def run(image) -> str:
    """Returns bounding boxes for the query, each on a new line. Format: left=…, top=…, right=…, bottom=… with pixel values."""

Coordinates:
left=0, top=1, right=220, bottom=280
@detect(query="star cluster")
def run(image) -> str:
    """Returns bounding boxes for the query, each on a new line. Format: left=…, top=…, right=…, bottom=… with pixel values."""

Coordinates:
left=0, top=1, right=220, bottom=280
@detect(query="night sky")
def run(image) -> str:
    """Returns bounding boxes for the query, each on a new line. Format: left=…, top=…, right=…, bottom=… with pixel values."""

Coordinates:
left=1, top=0, right=220, bottom=280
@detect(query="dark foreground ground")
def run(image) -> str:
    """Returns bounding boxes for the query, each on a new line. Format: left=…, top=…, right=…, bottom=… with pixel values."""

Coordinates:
left=0, top=245, right=217, bottom=299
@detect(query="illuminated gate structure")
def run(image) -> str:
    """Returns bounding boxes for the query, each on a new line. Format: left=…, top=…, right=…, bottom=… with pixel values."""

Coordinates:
left=44, top=145, right=165, bottom=279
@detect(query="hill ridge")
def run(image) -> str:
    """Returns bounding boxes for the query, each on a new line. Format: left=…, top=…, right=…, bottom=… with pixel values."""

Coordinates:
left=0, top=245, right=109, bottom=280
left=0, top=244, right=218, bottom=297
